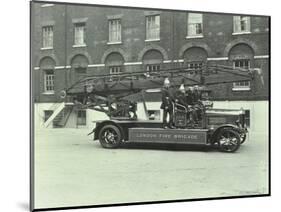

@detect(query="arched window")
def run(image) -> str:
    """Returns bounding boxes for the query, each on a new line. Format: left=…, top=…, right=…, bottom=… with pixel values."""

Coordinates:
left=183, top=47, right=207, bottom=71
left=71, top=54, right=89, bottom=73
left=71, top=54, right=89, bottom=81
left=40, top=57, right=56, bottom=93
left=229, top=43, right=254, bottom=90
left=142, top=49, right=163, bottom=72
left=105, top=52, right=124, bottom=75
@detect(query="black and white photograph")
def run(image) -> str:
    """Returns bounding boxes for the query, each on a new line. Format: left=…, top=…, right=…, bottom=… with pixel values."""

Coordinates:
left=30, top=0, right=270, bottom=211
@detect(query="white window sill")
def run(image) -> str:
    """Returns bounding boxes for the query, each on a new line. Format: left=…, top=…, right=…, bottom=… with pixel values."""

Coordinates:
left=232, top=31, right=251, bottom=35
left=72, top=44, right=87, bottom=48
left=145, top=38, right=160, bottom=42
left=186, top=35, right=203, bottom=39
left=232, top=87, right=251, bottom=91
left=107, top=41, right=122, bottom=45
left=40, top=47, right=53, bottom=50
left=42, top=91, right=55, bottom=95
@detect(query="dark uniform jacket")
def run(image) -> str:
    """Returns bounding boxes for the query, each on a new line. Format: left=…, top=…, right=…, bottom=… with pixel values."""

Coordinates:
left=175, top=91, right=188, bottom=107
left=186, top=91, right=194, bottom=105
left=160, top=87, right=174, bottom=110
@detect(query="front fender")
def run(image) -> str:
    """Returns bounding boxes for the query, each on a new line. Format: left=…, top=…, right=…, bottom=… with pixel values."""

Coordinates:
left=93, top=120, right=125, bottom=141
left=210, top=124, right=245, bottom=143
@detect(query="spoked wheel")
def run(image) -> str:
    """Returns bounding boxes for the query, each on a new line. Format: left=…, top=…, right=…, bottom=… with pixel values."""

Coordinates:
left=217, top=129, right=241, bottom=153
left=98, top=125, right=122, bottom=148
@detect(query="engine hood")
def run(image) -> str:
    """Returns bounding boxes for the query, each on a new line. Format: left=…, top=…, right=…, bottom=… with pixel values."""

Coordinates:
left=206, top=108, right=245, bottom=116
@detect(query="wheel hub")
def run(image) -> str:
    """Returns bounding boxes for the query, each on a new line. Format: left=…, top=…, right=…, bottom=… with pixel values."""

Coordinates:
left=104, top=131, right=116, bottom=143
left=106, top=132, right=115, bottom=142
left=220, top=137, right=237, bottom=147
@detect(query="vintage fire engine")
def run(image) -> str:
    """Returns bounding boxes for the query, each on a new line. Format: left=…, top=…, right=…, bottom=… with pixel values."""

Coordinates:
left=62, top=62, right=255, bottom=152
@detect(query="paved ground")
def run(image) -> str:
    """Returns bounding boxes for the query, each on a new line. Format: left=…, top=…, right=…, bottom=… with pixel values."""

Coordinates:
left=34, top=128, right=269, bottom=209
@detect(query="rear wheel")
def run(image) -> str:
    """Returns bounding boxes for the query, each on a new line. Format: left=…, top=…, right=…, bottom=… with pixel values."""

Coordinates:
left=98, top=125, right=122, bottom=148
left=216, top=129, right=241, bottom=153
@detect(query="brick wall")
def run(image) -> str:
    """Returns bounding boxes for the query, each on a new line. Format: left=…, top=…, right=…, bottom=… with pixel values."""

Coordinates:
left=31, top=2, right=270, bottom=103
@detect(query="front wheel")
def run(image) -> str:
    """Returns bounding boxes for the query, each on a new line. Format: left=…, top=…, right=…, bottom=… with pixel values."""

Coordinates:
left=98, top=125, right=122, bottom=148
left=216, top=129, right=241, bottom=153
left=239, top=132, right=247, bottom=144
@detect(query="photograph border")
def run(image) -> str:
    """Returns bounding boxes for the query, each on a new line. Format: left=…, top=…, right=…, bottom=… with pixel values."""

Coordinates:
left=30, top=0, right=271, bottom=211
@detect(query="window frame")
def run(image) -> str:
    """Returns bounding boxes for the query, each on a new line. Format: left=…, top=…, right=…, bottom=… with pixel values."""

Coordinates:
left=109, top=66, right=122, bottom=75
left=43, top=69, right=55, bottom=94
left=232, top=59, right=251, bottom=91
left=185, top=61, right=204, bottom=75
left=145, top=15, right=160, bottom=41
left=42, top=25, right=54, bottom=49
left=108, top=19, right=122, bottom=44
left=186, top=13, right=203, bottom=38
left=73, top=22, right=86, bottom=47
left=146, top=64, right=161, bottom=72
left=233, top=16, right=251, bottom=35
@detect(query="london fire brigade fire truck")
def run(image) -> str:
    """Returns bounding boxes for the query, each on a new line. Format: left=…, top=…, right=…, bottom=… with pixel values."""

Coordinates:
left=61, top=62, right=255, bottom=152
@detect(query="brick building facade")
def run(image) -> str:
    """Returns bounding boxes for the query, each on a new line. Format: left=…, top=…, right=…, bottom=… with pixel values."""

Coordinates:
left=31, top=2, right=270, bottom=131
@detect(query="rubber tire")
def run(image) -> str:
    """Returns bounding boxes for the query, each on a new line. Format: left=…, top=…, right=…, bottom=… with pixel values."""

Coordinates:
left=240, top=132, right=247, bottom=144
left=98, top=125, right=122, bottom=148
left=216, top=129, right=241, bottom=153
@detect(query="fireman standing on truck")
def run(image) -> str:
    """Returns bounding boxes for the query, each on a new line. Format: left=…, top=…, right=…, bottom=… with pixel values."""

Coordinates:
left=186, top=86, right=199, bottom=124
left=160, top=78, right=174, bottom=129
left=175, top=84, right=188, bottom=107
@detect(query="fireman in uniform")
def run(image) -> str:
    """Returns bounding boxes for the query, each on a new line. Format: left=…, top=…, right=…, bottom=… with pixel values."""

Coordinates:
left=128, top=101, right=138, bottom=119
left=186, top=86, right=199, bottom=124
left=160, top=78, right=175, bottom=129
left=175, top=84, right=188, bottom=107
left=193, top=85, right=204, bottom=121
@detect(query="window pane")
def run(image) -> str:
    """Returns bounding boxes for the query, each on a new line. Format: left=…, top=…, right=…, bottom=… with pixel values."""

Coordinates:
left=146, top=15, right=160, bottom=40
left=109, top=66, right=122, bottom=74
left=233, top=60, right=250, bottom=88
left=188, top=13, right=202, bottom=24
left=155, top=15, right=160, bottom=27
left=233, top=16, right=240, bottom=32
left=233, top=16, right=250, bottom=33
left=44, top=70, right=54, bottom=92
left=109, top=19, right=121, bottom=42
left=74, top=23, right=85, bottom=45
left=188, top=13, right=203, bottom=36
left=146, top=64, right=160, bottom=72
left=42, top=26, right=53, bottom=48
left=187, top=62, right=202, bottom=70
